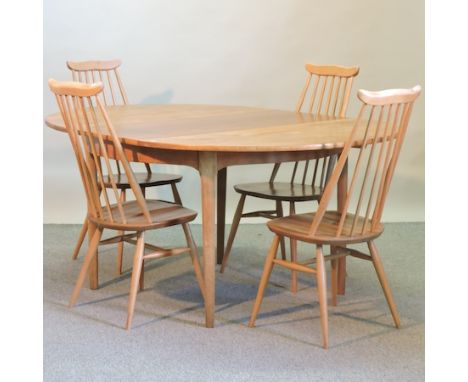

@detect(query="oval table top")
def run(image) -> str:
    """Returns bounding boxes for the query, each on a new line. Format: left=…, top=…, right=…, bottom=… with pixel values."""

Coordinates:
left=45, top=104, right=360, bottom=152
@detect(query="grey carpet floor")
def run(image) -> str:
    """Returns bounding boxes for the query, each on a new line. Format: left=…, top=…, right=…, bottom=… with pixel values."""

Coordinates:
left=44, top=223, right=424, bottom=381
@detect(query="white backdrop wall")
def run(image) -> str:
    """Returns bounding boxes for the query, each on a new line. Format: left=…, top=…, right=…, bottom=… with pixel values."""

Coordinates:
left=43, top=0, right=424, bottom=223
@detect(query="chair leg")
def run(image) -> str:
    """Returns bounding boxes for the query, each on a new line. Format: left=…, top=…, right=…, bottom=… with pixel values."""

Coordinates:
left=116, top=189, right=127, bottom=275
left=316, top=245, right=329, bottom=349
left=368, top=240, right=401, bottom=328
left=171, top=183, right=182, bottom=204
left=289, top=201, right=298, bottom=293
left=137, top=187, right=146, bottom=291
left=126, top=231, right=145, bottom=330
left=248, top=235, right=280, bottom=328
left=139, top=259, right=145, bottom=291
left=220, top=194, right=246, bottom=273
left=72, top=218, right=88, bottom=260
left=183, top=223, right=206, bottom=302
left=330, top=257, right=338, bottom=307
left=276, top=201, right=286, bottom=260
left=69, top=225, right=103, bottom=307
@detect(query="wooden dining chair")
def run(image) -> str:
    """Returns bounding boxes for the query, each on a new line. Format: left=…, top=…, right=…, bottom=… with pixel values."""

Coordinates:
left=67, top=59, right=184, bottom=275
left=220, top=64, right=360, bottom=293
left=49, top=79, right=205, bottom=329
left=248, top=85, right=422, bottom=348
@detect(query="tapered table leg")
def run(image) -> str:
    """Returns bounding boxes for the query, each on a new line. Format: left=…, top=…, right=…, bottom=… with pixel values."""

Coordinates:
left=199, top=152, right=217, bottom=328
left=217, top=167, right=227, bottom=265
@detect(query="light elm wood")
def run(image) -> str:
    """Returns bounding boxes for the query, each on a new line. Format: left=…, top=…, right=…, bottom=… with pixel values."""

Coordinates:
left=330, top=258, right=338, bottom=307
left=116, top=188, right=126, bottom=275
left=45, top=95, right=379, bottom=328
left=368, top=240, right=400, bottom=328
left=248, top=235, right=280, bottom=328
left=67, top=59, right=128, bottom=105
left=183, top=223, right=206, bottom=302
left=276, top=200, right=287, bottom=261
left=46, top=104, right=367, bottom=152
left=126, top=232, right=145, bottom=330
left=315, top=245, right=329, bottom=349
left=70, top=225, right=102, bottom=307
left=296, top=64, right=359, bottom=117
left=139, top=259, right=145, bottom=292
left=249, top=85, right=421, bottom=347
left=66, top=60, right=184, bottom=274
left=72, top=218, right=88, bottom=260
left=272, top=258, right=316, bottom=274
left=50, top=79, right=205, bottom=329
left=220, top=194, right=245, bottom=273
left=336, top=159, right=348, bottom=295
left=87, top=221, right=99, bottom=290
left=221, top=64, right=359, bottom=285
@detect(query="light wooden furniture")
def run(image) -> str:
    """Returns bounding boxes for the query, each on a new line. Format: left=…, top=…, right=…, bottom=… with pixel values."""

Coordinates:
left=48, top=79, right=205, bottom=329
left=248, top=85, right=422, bottom=348
left=220, top=64, right=360, bottom=295
left=67, top=59, right=183, bottom=275
left=46, top=102, right=379, bottom=328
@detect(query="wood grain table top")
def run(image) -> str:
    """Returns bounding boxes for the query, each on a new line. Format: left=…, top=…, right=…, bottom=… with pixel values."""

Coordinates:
left=45, top=104, right=361, bottom=152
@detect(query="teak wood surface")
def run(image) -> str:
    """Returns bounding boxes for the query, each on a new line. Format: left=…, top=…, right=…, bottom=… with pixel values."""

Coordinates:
left=45, top=103, right=360, bottom=328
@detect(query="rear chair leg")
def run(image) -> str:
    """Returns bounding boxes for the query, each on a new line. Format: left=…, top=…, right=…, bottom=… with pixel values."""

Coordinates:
left=368, top=240, right=401, bottom=328
left=139, top=259, right=145, bottom=291
left=137, top=187, right=146, bottom=290
left=72, top=218, right=88, bottom=260
left=248, top=235, right=280, bottom=327
left=330, top=258, right=338, bottom=306
left=276, top=201, right=287, bottom=260
left=69, top=225, right=103, bottom=307
left=220, top=194, right=246, bottom=273
left=171, top=183, right=182, bottom=204
left=183, top=223, right=206, bottom=302
left=117, top=189, right=127, bottom=275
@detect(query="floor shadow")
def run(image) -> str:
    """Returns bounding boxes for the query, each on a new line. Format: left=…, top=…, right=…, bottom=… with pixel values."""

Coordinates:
left=132, top=303, right=206, bottom=329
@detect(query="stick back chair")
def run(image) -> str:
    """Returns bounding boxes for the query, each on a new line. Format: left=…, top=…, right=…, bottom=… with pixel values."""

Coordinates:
left=248, top=85, right=422, bottom=348
left=220, top=64, right=360, bottom=293
left=67, top=60, right=184, bottom=275
left=49, top=79, right=205, bottom=329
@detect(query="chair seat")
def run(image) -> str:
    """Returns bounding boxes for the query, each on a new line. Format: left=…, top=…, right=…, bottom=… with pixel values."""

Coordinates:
left=267, top=211, right=384, bottom=245
left=234, top=182, right=324, bottom=202
left=104, top=172, right=182, bottom=189
left=89, top=200, right=197, bottom=231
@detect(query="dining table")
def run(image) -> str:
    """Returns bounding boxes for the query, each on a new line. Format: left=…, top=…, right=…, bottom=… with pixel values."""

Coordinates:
left=45, top=103, right=355, bottom=328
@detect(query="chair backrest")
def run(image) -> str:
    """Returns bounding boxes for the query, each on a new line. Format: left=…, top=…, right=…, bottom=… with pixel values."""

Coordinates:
left=67, top=59, right=151, bottom=174
left=49, top=79, right=152, bottom=225
left=308, top=85, right=422, bottom=238
left=67, top=59, right=128, bottom=106
left=270, top=64, right=360, bottom=187
left=296, top=64, right=360, bottom=117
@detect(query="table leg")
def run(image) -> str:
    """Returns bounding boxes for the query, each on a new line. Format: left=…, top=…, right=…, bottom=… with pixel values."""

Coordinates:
left=217, top=167, right=227, bottom=265
left=336, top=159, right=348, bottom=295
left=88, top=220, right=99, bottom=290
left=199, top=152, right=217, bottom=328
